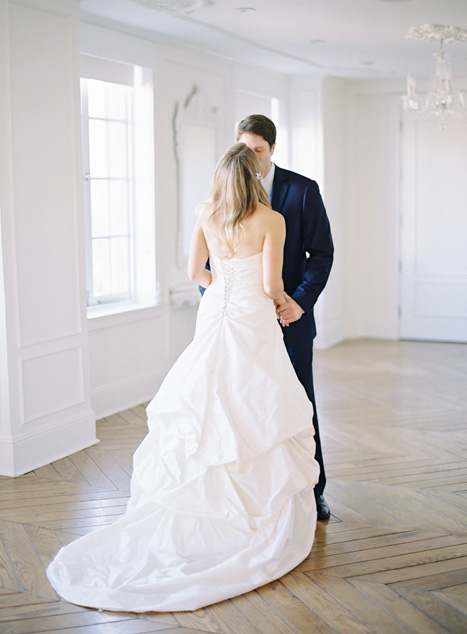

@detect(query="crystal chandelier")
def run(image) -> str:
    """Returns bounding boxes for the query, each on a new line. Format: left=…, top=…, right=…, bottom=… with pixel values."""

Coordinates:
left=402, top=24, right=467, bottom=128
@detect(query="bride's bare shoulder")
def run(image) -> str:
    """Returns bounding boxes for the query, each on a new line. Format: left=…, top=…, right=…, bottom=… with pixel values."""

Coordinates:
left=197, top=202, right=215, bottom=225
left=255, top=203, right=284, bottom=226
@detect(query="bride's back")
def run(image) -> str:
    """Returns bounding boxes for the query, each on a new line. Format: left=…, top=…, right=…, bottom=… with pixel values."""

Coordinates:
left=201, top=202, right=277, bottom=260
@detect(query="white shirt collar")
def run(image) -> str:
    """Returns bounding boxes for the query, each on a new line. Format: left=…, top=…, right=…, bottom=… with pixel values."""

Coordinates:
left=261, top=163, right=275, bottom=200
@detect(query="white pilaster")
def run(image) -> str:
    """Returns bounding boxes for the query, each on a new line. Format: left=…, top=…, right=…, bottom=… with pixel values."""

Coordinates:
left=0, top=0, right=96, bottom=476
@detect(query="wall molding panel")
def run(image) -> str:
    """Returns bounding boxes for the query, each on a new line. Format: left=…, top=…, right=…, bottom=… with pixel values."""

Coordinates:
left=20, top=346, right=85, bottom=424
left=400, top=109, right=467, bottom=342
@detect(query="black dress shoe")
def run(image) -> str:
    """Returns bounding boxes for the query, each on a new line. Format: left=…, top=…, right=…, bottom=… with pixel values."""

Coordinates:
left=316, top=494, right=331, bottom=520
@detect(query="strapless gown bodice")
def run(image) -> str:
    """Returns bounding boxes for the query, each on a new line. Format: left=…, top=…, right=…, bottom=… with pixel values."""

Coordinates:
left=208, top=250, right=266, bottom=300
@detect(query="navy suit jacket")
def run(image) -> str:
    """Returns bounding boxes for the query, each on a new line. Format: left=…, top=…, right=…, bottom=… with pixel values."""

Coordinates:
left=271, top=165, right=333, bottom=344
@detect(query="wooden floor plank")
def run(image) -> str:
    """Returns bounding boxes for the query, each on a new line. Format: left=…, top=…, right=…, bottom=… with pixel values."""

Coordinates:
left=203, top=598, right=262, bottom=634
left=0, top=600, right=88, bottom=622
left=393, top=585, right=467, bottom=632
left=47, top=621, right=180, bottom=634
left=350, top=555, right=467, bottom=584
left=0, top=488, right=128, bottom=506
left=31, top=464, right=63, bottom=482
left=118, top=407, right=148, bottom=426
left=349, top=579, right=452, bottom=634
left=0, top=609, right=135, bottom=634
left=0, top=593, right=55, bottom=609
left=138, top=611, right=179, bottom=627
left=110, top=450, right=134, bottom=476
left=301, top=534, right=467, bottom=572
left=0, top=496, right=129, bottom=515
left=0, top=535, right=22, bottom=592
left=281, top=571, right=374, bottom=632
left=174, top=608, right=223, bottom=633
left=256, top=579, right=335, bottom=633
left=327, top=480, right=456, bottom=533
left=4, top=503, right=128, bottom=524
left=434, top=590, right=467, bottom=615
left=0, top=521, right=55, bottom=599
left=389, top=570, right=467, bottom=592
left=86, top=447, right=132, bottom=493
left=440, top=582, right=467, bottom=596
left=232, top=589, right=299, bottom=634
left=310, top=574, right=410, bottom=633
left=386, top=486, right=467, bottom=525
left=50, top=456, right=91, bottom=486
left=310, top=528, right=442, bottom=558
left=23, top=524, right=64, bottom=570
left=69, top=450, right=117, bottom=490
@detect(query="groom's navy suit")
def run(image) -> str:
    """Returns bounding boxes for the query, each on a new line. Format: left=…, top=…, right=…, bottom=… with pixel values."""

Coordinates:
left=271, top=165, right=333, bottom=496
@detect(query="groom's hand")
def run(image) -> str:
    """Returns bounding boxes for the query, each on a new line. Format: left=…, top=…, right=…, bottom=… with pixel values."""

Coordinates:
left=275, top=293, right=304, bottom=326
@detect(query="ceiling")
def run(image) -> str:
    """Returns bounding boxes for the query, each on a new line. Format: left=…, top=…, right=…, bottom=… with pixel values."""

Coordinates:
left=80, top=0, right=467, bottom=81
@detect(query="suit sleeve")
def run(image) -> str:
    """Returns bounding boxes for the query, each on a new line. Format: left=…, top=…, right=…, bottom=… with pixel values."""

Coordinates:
left=291, top=181, right=334, bottom=314
left=198, top=258, right=211, bottom=296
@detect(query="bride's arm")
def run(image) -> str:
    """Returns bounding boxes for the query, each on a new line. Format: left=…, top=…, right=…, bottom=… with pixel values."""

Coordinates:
left=262, top=211, right=286, bottom=302
left=187, top=216, right=212, bottom=288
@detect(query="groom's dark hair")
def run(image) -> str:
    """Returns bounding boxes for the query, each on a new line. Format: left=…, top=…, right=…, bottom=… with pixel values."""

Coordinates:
left=236, top=114, right=276, bottom=148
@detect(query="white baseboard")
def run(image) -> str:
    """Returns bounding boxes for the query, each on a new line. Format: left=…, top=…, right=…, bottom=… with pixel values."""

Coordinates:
left=0, top=409, right=98, bottom=477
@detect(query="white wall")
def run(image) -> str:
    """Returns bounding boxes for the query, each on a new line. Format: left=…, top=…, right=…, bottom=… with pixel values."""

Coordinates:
left=319, top=77, right=346, bottom=348
left=0, top=0, right=96, bottom=476
left=232, top=63, right=290, bottom=167
left=283, top=74, right=404, bottom=345
left=287, top=75, right=345, bottom=349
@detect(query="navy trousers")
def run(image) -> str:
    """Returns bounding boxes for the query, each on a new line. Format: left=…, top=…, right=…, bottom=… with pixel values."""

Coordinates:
left=283, top=329, right=326, bottom=497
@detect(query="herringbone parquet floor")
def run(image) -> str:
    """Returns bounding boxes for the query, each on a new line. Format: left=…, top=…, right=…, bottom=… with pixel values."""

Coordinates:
left=1, top=339, right=466, bottom=633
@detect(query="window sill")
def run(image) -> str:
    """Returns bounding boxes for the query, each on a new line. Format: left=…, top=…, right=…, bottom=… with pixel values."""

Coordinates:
left=87, top=301, right=162, bottom=331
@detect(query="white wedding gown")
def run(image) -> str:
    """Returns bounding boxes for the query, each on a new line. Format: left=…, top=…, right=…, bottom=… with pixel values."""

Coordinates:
left=47, top=251, right=319, bottom=612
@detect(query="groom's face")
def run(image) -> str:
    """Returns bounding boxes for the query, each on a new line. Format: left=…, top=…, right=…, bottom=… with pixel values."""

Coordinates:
left=238, top=132, right=275, bottom=176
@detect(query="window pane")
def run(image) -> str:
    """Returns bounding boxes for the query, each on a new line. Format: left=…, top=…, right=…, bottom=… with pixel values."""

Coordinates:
left=82, top=66, right=146, bottom=308
left=89, top=120, right=108, bottom=178
left=108, top=121, right=128, bottom=178
left=92, top=238, right=111, bottom=297
left=87, top=79, right=107, bottom=119
left=109, top=180, right=129, bottom=235
left=107, top=83, right=129, bottom=121
left=110, top=237, right=130, bottom=295
left=90, top=180, right=110, bottom=237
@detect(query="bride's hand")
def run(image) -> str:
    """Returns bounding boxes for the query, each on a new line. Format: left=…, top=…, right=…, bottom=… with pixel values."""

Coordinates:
left=274, top=294, right=290, bottom=326
left=274, top=293, right=287, bottom=308
left=275, top=293, right=304, bottom=327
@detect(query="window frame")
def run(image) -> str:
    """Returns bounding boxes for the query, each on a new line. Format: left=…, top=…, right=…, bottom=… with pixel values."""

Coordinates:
left=80, top=55, right=157, bottom=317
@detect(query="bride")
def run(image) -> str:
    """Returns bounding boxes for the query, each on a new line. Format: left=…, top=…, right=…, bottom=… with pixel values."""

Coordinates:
left=47, top=143, right=320, bottom=613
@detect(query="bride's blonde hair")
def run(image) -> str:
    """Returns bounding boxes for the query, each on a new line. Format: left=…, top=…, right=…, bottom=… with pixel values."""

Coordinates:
left=209, top=142, right=271, bottom=257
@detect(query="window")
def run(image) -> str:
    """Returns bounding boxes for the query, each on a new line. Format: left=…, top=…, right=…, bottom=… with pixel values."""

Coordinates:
left=80, top=56, right=156, bottom=314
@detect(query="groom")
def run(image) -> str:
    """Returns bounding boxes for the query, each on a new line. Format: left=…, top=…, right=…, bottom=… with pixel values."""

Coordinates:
left=237, top=114, right=334, bottom=520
